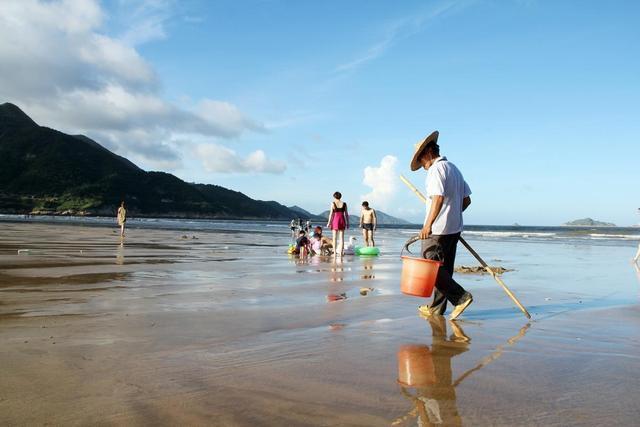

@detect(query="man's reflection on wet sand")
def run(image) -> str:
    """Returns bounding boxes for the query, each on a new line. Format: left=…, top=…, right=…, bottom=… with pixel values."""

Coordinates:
left=394, top=319, right=532, bottom=426
left=394, top=317, right=469, bottom=426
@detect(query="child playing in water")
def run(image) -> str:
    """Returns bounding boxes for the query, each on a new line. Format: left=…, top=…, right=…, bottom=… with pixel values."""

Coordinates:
left=326, top=192, right=349, bottom=257
left=294, top=230, right=310, bottom=257
left=310, top=226, right=333, bottom=255
left=310, top=233, right=323, bottom=255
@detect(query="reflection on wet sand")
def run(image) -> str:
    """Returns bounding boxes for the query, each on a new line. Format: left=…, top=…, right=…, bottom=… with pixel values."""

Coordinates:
left=361, top=257, right=375, bottom=280
left=327, top=259, right=346, bottom=302
left=454, top=322, right=531, bottom=388
left=394, top=319, right=532, bottom=426
left=329, top=259, right=344, bottom=283
left=116, top=241, right=124, bottom=265
left=394, top=317, right=469, bottom=426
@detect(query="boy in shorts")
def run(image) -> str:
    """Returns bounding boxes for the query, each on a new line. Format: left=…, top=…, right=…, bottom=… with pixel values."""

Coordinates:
left=359, top=201, right=377, bottom=247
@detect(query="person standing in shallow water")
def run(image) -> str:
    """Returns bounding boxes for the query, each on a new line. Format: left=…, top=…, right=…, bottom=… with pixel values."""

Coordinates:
left=359, top=201, right=377, bottom=247
left=411, top=131, right=473, bottom=320
left=326, top=191, right=349, bottom=257
left=289, top=219, right=297, bottom=239
left=117, top=201, right=127, bottom=238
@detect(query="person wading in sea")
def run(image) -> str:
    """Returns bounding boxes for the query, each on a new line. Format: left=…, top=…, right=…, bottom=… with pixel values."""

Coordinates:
left=411, top=131, right=473, bottom=320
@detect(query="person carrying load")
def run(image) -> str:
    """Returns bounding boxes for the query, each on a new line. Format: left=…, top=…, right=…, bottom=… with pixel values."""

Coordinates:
left=410, top=131, right=473, bottom=320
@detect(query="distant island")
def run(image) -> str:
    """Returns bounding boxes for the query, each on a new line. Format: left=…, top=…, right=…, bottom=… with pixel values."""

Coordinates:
left=563, top=218, right=617, bottom=227
left=0, top=102, right=411, bottom=224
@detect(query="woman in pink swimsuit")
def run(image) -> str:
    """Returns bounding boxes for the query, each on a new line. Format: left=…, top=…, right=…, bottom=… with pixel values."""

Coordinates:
left=326, top=191, right=349, bottom=257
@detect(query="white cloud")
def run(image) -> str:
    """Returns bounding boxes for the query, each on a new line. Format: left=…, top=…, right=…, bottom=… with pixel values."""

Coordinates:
left=335, top=1, right=469, bottom=73
left=362, top=155, right=399, bottom=210
left=196, top=144, right=286, bottom=174
left=116, top=0, right=173, bottom=46
left=195, top=100, right=265, bottom=137
left=0, top=0, right=270, bottom=171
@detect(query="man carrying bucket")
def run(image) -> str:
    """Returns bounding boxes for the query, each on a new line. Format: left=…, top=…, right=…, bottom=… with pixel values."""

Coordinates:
left=410, top=131, right=473, bottom=320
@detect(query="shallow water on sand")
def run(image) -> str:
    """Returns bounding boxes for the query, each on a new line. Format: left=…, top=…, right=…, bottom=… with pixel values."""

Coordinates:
left=1, top=221, right=639, bottom=425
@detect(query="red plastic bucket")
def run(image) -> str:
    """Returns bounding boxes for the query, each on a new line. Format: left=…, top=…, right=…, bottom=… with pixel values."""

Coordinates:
left=397, top=344, right=435, bottom=387
left=400, top=256, right=441, bottom=297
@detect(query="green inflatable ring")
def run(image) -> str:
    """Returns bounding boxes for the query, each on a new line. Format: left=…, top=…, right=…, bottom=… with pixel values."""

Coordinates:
left=355, top=246, right=380, bottom=256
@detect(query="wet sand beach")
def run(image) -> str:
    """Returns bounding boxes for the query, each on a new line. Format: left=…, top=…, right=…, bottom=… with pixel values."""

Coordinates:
left=1, top=221, right=639, bottom=426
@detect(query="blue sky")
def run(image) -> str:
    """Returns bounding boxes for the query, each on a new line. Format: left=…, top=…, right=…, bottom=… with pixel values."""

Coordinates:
left=1, top=0, right=639, bottom=225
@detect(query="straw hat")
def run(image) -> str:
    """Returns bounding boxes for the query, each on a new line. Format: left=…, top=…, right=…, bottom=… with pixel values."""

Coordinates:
left=410, top=130, right=439, bottom=171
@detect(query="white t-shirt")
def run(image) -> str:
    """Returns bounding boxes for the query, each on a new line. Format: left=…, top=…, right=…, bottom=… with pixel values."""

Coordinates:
left=425, top=156, right=471, bottom=235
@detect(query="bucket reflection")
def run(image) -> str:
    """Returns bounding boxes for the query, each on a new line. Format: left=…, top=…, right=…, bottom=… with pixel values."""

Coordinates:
left=394, top=318, right=532, bottom=426
left=394, top=317, right=468, bottom=426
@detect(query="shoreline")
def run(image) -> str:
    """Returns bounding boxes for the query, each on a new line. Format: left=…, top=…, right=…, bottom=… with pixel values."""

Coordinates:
left=3, top=213, right=640, bottom=231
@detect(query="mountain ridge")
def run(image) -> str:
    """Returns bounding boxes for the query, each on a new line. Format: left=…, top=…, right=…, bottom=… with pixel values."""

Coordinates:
left=0, top=103, right=298, bottom=219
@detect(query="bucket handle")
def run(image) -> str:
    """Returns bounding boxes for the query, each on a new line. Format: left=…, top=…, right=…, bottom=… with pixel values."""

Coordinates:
left=401, top=235, right=421, bottom=256
left=402, top=235, right=444, bottom=262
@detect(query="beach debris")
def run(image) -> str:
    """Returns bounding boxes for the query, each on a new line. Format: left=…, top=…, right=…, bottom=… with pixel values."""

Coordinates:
left=360, top=287, right=374, bottom=296
left=329, top=323, right=346, bottom=331
left=327, top=293, right=347, bottom=302
left=454, top=265, right=513, bottom=275
left=181, top=235, right=189, bottom=239
left=17, top=249, right=30, bottom=254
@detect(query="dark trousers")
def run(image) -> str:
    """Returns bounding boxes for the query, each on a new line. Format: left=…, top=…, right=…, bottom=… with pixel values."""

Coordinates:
left=421, top=232, right=468, bottom=314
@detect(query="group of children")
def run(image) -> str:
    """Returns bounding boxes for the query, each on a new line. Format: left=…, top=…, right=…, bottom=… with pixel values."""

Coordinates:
left=291, top=192, right=378, bottom=258
left=293, top=226, right=333, bottom=257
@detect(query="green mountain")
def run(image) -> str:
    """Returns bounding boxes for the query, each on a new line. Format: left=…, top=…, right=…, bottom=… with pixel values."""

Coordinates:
left=563, top=218, right=616, bottom=227
left=288, top=205, right=315, bottom=218
left=0, top=102, right=298, bottom=219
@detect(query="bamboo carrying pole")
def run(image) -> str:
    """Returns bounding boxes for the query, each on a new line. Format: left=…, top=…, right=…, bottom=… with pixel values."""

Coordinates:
left=399, top=174, right=531, bottom=319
